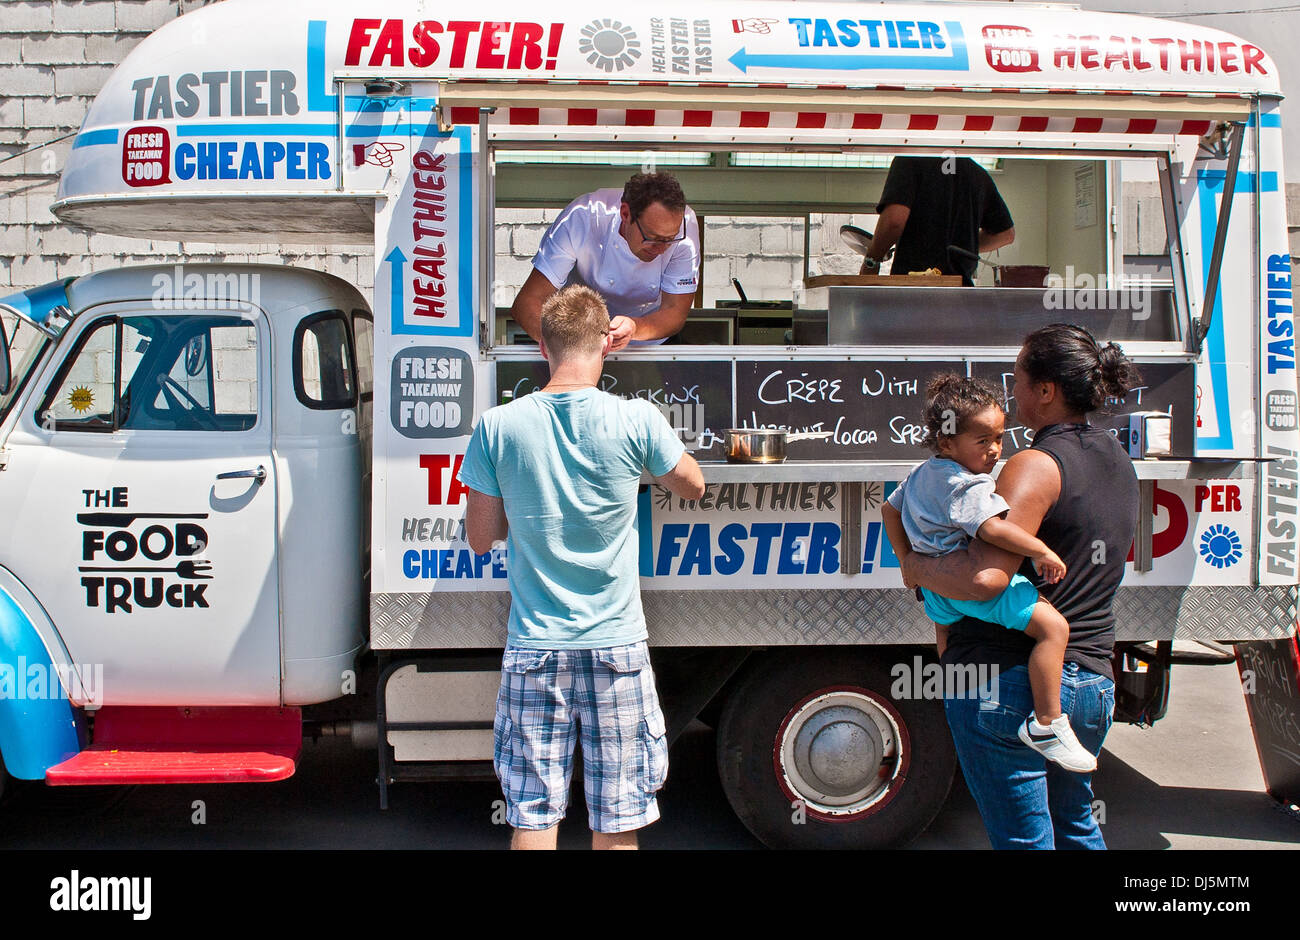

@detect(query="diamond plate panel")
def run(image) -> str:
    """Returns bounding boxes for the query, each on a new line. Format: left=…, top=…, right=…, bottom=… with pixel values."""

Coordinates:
left=370, top=585, right=1297, bottom=649
left=1113, top=585, right=1298, bottom=641
left=371, top=592, right=510, bottom=649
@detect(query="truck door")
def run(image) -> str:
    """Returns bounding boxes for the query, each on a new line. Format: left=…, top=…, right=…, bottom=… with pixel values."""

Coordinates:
left=0, top=304, right=280, bottom=705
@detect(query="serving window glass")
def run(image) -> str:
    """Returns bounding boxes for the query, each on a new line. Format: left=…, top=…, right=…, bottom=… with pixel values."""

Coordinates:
left=488, top=143, right=1188, bottom=355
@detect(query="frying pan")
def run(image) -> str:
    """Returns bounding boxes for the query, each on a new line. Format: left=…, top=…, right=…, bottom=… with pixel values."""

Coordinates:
left=840, top=224, right=894, bottom=270
left=947, top=245, right=1049, bottom=287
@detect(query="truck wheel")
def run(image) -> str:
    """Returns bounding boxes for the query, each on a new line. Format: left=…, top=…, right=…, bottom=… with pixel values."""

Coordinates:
left=716, top=649, right=956, bottom=849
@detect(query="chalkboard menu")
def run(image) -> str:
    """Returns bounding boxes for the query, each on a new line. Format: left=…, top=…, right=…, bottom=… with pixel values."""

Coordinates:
left=734, top=360, right=966, bottom=459
left=495, top=357, right=1195, bottom=461
left=496, top=359, right=733, bottom=450
left=970, top=361, right=1195, bottom=457
left=1236, top=638, right=1300, bottom=806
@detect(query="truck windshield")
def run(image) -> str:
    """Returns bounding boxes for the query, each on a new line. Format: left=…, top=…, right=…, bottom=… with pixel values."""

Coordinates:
left=0, top=309, right=51, bottom=424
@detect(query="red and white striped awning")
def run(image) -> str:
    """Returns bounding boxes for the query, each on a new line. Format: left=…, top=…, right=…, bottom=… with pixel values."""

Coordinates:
left=437, top=81, right=1249, bottom=137
left=445, top=106, right=1213, bottom=137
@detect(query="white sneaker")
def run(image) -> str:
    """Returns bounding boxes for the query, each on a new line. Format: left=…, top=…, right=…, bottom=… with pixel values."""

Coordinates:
left=1018, top=715, right=1097, bottom=773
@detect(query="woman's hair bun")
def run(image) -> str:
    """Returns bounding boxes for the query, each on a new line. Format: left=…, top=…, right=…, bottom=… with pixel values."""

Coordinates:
left=1097, top=342, right=1140, bottom=401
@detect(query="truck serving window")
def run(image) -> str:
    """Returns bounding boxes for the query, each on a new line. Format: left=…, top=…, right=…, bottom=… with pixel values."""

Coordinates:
left=38, top=314, right=258, bottom=432
left=491, top=148, right=1182, bottom=352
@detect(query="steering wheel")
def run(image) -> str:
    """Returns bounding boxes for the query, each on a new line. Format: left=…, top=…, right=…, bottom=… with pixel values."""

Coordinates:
left=157, top=373, right=220, bottom=430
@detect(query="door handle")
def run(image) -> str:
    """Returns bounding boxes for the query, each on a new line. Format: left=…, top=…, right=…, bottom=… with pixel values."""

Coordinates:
left=217, top=465, right=267, bottom=484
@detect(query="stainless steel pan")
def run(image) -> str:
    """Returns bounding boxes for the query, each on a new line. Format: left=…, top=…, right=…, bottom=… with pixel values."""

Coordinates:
left=720, top=428, right=832, bottom=463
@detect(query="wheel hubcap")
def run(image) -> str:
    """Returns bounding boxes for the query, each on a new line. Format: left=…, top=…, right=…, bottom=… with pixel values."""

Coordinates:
left=777, top=690, right=905, bottom=817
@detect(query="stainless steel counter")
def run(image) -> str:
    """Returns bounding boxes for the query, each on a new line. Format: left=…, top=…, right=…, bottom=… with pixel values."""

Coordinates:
left=683, top=459, right=1250, bottom=483
left=818, top=285, right=1177, bottom=346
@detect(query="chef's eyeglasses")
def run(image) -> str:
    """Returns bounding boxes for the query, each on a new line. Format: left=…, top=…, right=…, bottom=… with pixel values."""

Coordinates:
left=633, top=215, right=686, bottom=245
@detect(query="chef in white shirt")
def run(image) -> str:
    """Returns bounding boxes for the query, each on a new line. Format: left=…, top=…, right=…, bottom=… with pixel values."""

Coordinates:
left=511, top=172, right=700, bottom=350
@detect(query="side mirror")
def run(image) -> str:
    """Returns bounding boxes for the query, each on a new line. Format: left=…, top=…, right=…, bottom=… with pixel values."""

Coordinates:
left=0, top=316, right=11, bottom=397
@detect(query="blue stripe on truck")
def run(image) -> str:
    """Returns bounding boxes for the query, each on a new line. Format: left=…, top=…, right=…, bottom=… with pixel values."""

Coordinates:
left=0, top=587, right=81, bottom=780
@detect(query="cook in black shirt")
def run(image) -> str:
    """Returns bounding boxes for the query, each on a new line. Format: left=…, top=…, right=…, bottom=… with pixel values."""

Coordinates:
left=860, top=156, right=1015, bottom=286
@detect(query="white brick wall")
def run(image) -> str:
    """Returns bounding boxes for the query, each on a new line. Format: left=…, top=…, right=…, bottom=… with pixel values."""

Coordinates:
left=3, top=3, right=56, bottom=31
left=52, top=1, right=118, bottom=33
left=1, top=0, right=371, bottom=303
left=4, top=1, right=1299, bottom=314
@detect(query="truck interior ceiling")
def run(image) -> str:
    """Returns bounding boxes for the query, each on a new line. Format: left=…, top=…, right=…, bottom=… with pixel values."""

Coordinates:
left=490, top=146, right=1185, bottom=353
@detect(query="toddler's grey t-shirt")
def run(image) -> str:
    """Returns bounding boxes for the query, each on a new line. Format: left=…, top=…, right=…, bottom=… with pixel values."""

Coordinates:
left=885, top=456, right=1010, bottom=556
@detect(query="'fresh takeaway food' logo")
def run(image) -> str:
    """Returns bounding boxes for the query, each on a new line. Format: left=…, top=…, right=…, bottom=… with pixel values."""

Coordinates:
left=983, top=25, right=1039, bottom=73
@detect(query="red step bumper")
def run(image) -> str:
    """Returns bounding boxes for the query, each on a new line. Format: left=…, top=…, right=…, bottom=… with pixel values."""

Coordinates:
left=46, top=706, right=302, bottom=785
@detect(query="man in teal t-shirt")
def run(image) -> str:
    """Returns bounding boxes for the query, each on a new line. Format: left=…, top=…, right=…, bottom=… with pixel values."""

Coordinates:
left=459, top=285, right=703, bottom=850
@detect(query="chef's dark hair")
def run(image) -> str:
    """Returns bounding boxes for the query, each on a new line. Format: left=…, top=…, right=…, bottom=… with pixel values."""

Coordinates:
left=622, top=172, right=686, bottom=219
left=1019, top=323, right=1141, bottom=415
left=921, top=373, right=1004, bottom=452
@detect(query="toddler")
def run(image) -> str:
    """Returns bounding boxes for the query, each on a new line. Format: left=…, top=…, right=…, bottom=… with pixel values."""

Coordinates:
left=883, top=373, right=1096, bottom=772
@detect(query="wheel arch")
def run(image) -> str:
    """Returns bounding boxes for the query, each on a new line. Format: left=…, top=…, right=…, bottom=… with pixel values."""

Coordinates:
left=0, top=568, right=83, bottom=779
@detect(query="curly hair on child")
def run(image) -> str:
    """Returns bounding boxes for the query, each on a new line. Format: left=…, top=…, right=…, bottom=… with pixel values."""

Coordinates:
left=920, top=373, right=1005, bottom=452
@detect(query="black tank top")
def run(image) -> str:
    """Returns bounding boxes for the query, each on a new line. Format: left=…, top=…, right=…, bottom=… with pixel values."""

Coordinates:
left=942, top=422, right=1139, bottom=680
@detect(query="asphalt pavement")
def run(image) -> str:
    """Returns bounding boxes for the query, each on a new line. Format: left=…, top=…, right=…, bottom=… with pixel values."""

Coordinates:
left=0, top=660, right=1295, bottom=850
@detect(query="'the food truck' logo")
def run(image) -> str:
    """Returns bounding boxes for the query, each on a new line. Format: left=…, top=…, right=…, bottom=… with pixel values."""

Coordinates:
left=983, top=25, right=1039, bottom=73
left=76, top=488, right=211, bottom=615
left=121, top=125, right=171, bottom=187
left=579, top=19, right=641, bottom=71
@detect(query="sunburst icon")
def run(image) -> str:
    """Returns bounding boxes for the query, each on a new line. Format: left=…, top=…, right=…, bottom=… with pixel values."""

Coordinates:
left=68, top=386, right=94, bottom=413
left=579, top=19, right=641, bottom=72
left=1199, top=524, right=1242, bottom=569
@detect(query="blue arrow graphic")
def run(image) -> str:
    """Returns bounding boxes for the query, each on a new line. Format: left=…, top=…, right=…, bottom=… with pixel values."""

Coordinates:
left=730, top=22, right=968, bottom=74
left=307, top=21, right=337, bottom=112
left=386, top=246, right=407, bottom=335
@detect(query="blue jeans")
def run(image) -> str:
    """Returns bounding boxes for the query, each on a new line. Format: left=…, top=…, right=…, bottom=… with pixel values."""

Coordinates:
left=943, top=662, right=1115, bottom=850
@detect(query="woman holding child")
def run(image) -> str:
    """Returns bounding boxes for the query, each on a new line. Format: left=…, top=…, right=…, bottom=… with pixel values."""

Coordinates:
left=884, top=324, right=1140, bottom=849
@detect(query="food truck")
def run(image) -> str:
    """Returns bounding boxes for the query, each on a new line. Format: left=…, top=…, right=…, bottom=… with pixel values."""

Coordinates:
left=0, top=0, right=1297, bottom=848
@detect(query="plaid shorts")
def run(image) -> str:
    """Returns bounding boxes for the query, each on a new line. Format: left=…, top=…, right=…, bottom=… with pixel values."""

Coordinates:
left=493, top=640, right=669, bottom=833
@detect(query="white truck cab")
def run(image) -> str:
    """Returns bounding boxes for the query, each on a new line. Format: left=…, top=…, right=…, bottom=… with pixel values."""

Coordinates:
left=0, top=267, right=370, bottom=781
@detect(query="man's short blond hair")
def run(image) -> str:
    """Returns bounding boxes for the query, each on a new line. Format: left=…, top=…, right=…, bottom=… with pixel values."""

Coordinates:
left=540, top=285, right=610, bottom=360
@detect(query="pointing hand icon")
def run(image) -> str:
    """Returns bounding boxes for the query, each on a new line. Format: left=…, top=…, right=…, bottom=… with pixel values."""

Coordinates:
left=361, top=141, right=405, bottom=167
